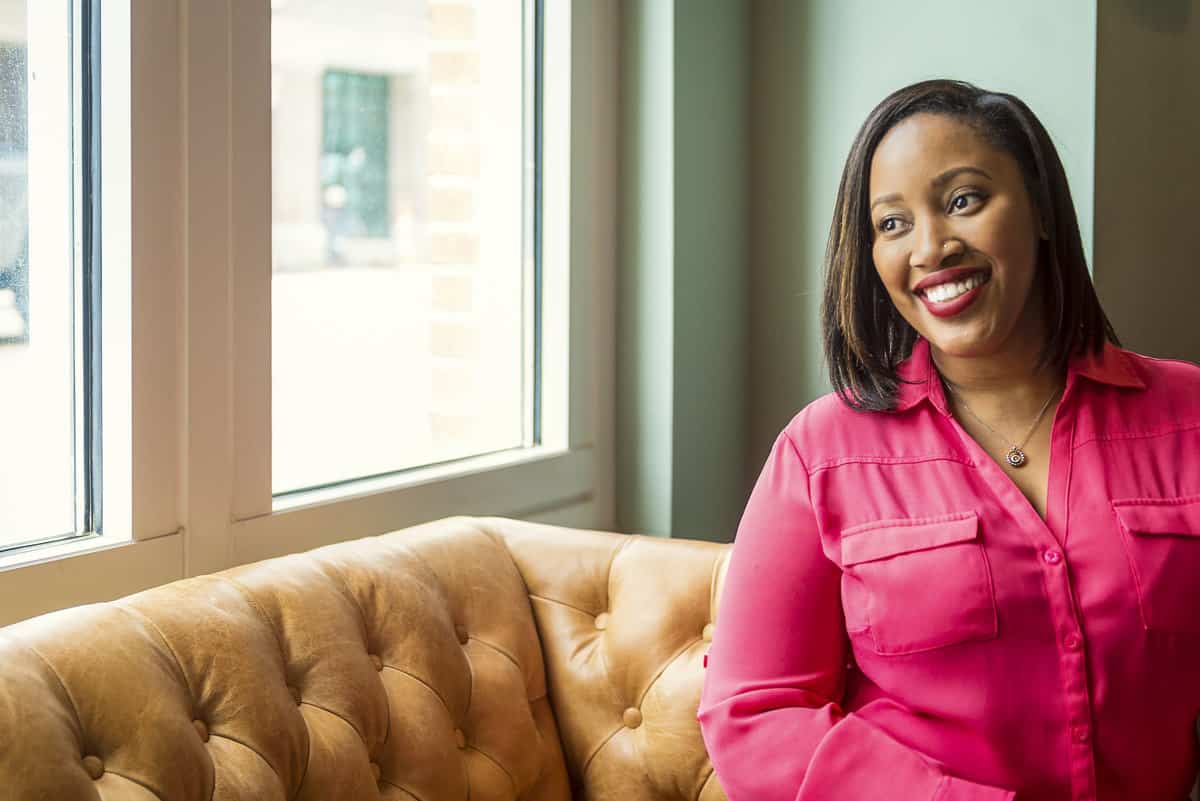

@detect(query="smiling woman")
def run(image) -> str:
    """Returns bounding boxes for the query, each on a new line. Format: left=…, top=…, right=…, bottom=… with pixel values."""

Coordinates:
left=696, top=79, right=1200, bottom=801
left=823, top=82, right=1113, bottom=414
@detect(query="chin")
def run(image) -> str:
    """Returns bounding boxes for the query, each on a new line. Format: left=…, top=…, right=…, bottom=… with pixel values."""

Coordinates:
left=920, top=323, right=1003, bottom=360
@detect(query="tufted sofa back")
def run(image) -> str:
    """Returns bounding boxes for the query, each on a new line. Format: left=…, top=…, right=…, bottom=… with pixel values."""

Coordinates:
left=0, top=515, right=731, bottom=801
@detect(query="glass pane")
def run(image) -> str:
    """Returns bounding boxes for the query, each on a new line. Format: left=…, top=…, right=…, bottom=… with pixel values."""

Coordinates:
left=0, top=0, right=77, bottom=547
left=271, top=0, right=527, bottom=494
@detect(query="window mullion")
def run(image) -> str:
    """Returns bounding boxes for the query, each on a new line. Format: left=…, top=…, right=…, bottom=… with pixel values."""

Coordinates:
left=181, top=0, right=236, bottom=576
left=229, top=0, right=273, bottom=522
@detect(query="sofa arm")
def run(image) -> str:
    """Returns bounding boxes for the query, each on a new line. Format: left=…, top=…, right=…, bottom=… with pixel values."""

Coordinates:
left=480, top=516, right=731, bottom=801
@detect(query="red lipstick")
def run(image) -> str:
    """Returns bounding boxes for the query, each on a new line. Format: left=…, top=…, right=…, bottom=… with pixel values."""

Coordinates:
left=919, top=280, right=987, bottom=318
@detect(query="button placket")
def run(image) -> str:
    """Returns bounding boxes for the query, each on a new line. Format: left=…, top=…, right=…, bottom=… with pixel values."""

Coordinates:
left=954, top=390, right=1100, bottom=801
left=1039, top=545, right=1098, bottom=801
left=1018, top=418, right=1099, bottom=801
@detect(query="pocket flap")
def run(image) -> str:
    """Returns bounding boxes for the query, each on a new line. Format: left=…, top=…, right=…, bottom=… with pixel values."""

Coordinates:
left=841, top=513, right=980, bottom=566
left=1112, top=496, right=1200, bottom=538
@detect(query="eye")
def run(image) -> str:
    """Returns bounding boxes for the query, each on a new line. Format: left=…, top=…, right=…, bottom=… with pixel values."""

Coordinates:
left=877, top=216, right=907, bottom=234
left=949, top=190, right=985, bottom=213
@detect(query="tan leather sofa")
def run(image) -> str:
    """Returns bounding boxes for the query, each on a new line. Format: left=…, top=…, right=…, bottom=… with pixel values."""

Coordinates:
left=0, top=516, right=732, bottom=801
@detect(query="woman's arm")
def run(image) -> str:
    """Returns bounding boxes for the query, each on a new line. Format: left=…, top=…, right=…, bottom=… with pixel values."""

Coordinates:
left=696, top=429, right=1016, bottom=801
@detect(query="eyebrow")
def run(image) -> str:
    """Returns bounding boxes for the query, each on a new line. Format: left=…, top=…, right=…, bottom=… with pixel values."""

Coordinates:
left=869, top=166, right=994, bottom=211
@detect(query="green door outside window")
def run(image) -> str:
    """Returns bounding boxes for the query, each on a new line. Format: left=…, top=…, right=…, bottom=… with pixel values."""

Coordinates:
left=321, top=69, right=390, bottom=240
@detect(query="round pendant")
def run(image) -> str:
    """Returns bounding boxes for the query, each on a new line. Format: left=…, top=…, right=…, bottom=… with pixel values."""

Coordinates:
left=1006, top=447, right=1028, bottom=468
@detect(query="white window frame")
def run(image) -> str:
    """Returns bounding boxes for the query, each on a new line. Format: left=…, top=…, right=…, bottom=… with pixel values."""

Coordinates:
left=0, top=0, right=617, bottom=625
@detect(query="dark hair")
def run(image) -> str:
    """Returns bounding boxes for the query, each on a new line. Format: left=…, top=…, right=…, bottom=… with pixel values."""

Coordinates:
left=820, top=78, right=1119, bottom=411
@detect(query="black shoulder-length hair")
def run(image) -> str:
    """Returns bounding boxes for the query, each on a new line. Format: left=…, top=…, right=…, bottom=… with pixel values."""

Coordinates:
left=820, top=78, right=1119, bottom=411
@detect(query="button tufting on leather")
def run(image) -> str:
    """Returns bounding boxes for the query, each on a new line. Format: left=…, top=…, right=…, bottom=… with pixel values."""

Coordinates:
left=0, top=518, right=740, bottom=801
left=82, top=755, right=104, bottom=780
left=702, top=623, right=715, bottom=641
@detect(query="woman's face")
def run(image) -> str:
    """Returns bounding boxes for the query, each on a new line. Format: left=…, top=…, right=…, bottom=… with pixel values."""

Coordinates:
left=868, top=112, right=1045, bottom=361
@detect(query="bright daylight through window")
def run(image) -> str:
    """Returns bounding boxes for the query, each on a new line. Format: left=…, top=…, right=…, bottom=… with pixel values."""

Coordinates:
left=0, top=0, right=100, bottom=552
left=271, top=0, right=537, bottom=496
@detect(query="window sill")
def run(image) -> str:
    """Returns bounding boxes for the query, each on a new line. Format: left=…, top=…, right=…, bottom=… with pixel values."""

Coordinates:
left=232, top=443, right=594, bottom=565
left=270, top=444, right=573, bottom=513
left=0, top=530, right=184, bottom=626
left=0, top=531, right=131, bottom=574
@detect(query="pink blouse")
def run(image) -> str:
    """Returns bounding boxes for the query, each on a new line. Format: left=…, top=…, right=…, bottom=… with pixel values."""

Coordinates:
left=697, top=337, right=1200, bottom=801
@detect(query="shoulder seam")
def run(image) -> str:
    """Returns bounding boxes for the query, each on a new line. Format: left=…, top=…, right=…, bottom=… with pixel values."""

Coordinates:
left=781, top=429, right=810, bottom=475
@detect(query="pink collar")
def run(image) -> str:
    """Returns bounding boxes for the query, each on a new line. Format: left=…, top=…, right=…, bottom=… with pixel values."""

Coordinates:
left=892, top=336, right=1145, bottom=415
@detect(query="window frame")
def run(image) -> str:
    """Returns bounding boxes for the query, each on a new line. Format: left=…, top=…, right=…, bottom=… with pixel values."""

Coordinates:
left=0, top=0, right=122, bottom=558
left=0, top=0, right=183, bottom=613
left=0, top=0, right=617, bottom=624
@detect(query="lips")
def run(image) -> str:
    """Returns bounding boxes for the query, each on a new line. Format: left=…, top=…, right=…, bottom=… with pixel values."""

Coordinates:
left=916, top=268, right=991, bottom=319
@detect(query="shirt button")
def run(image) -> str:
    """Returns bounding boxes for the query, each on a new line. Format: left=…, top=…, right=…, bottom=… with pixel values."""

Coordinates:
left=1063, top=633, right=1081, bottom=650
left=1072, top=725, right=1090, bottom=743
left=1043, top=549, right=1063, bottom=565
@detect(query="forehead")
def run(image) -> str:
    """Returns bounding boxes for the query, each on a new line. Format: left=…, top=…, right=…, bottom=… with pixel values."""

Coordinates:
left=869, top=113, right=1012, bottom=193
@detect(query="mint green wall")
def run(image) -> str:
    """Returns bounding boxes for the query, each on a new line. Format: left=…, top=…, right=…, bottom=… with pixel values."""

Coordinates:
left=672, top=3, right=749, bottom=543
left=618, top=0, right=749, bottom=541
left=747, top=1, right=1098, bottom=485
left=618, top=0, right=674, bottom=538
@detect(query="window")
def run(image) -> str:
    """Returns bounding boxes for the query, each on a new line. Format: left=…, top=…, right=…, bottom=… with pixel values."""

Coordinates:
left=0, top=0, right=101, bottom=553
left=0, top=0, right=612, bottom=625
left=271, top=0, right=536, bottom=497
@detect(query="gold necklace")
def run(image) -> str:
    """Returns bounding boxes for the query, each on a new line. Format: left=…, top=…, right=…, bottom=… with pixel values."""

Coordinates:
left=940, top=377, right=1060, bottom=468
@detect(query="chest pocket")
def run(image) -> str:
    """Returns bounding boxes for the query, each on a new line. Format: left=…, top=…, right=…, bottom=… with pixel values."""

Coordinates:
left=840, top=511, right=998, bottom=656
left=1112, top=496, right=1200, bottom=635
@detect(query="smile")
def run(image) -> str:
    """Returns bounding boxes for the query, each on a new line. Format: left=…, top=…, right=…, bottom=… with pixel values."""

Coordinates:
left=914, top=268, right=992, bottom=319
left=921, top=271, right=990, bottom=303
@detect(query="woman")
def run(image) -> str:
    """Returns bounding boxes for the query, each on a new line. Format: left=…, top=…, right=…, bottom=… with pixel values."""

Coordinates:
left=696, top=79, right=1200, bottom=801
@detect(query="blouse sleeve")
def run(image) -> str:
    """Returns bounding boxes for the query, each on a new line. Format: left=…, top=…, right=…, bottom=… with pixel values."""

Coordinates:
left=696, top=429, right=1016, bottom=801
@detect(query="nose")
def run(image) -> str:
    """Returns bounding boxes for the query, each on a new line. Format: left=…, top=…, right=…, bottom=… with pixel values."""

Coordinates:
left=909, top=219, right=963, bottom=271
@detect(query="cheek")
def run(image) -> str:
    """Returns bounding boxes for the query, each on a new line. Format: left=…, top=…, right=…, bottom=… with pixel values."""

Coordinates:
left=979, top=204, right=1040, bottom=282
left=872, top=243, right=909, bottom=299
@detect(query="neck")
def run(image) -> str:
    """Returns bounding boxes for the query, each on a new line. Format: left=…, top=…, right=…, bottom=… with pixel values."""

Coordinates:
left=932, top=343, right=1058, bottom=390
left=931, top=338, right=1065, bottom=428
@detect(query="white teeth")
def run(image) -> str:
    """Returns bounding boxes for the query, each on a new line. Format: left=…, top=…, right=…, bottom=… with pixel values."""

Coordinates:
left=924, top=272, right=987, bottom=304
